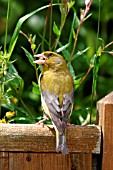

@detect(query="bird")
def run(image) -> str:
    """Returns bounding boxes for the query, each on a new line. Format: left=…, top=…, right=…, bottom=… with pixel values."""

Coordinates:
left=34, top=51, right=74, bottom=154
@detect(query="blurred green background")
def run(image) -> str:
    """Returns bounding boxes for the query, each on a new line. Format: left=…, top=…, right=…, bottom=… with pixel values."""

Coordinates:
left=0, top=0, right=113, bottom=124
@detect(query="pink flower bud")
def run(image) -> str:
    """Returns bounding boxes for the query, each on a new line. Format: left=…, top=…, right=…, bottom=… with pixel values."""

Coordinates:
left=85, top=0, right=91, bottom=6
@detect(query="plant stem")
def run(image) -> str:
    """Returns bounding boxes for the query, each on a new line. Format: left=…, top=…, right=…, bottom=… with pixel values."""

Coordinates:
left=96, top=0, right=101, bottom=52
left=19, top=30, right=29, bottom=41
left=4, top=0, right=10, bottom=54
left=0, top=83, right=2, bottom=118
left=49, top=0, right=53, bottom=50
left=52, top=0, right=69, bottom=50
left=70, top=20, right=82, bottom=61
left=14, top=88, right=35, bottom=119
left=53, top=14, right=67, bottom=49
left=80, top=66, right=92, bottom=84
left=70, top=2, right=92, bottom=61
left=90, top=0, right=100, bottom=124
left=41, top=5, right=50, bottom=51
left=103, top=41, right=113, bottom=50
left=19, top=97, right=35, bottom=119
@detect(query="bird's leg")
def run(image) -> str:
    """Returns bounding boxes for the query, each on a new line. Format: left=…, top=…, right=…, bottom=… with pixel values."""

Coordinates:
left=67, top=122, right=75, bottom=126
left=35, top=118, right=47, bottom=127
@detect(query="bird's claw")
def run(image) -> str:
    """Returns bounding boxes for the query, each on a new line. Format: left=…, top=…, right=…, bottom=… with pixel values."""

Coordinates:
left=67, top=123, right=75, bottom=126
left=35, top=118, right=47, bottom=127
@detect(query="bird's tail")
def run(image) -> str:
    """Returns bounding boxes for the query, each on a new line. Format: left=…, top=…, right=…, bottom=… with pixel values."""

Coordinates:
left=56, top=130, right=69, bottom=154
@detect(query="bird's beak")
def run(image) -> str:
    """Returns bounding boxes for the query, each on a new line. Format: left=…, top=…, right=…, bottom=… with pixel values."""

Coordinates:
left=33, top=53, right=46, bottom=64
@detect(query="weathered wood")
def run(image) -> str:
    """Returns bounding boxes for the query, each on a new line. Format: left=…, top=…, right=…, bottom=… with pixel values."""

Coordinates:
left=0, top=152, right=9, bottom=170
left=0, top=124, right=101, bottom=153
left=70, top=153, right=92, bottom=170
left=7, top=152, right=94, bottom=170
left=8, top=153, right=71, bottom=170
left=97, top=91, right=113, bottom=170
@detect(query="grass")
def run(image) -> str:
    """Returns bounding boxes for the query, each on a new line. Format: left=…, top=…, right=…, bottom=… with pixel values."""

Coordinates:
left=1, top=0, right=113, bottom=125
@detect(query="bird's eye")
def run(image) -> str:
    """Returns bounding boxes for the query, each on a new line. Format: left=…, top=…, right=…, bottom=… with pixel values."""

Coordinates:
left=48, top=53, right=53, bottom=58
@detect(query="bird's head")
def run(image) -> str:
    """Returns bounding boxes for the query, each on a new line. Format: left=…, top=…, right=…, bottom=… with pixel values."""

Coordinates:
left=34, top=51, right=67, bottom=71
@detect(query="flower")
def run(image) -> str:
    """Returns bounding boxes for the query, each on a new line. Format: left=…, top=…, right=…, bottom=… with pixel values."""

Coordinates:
left=85, top=0, right=91, bottom=6
left=0, top=118, right=6, bottom=123
left=6, top=111, right=15, bottom=119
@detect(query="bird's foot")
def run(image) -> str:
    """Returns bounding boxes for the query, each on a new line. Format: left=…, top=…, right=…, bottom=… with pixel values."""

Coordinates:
left=35, top=118, right=47, bottom=127
left=67, top=123, right=75, bottom=126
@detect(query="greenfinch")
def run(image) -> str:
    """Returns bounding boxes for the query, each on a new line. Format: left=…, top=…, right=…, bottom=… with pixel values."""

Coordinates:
left=34, top=51, right=74, bottom=154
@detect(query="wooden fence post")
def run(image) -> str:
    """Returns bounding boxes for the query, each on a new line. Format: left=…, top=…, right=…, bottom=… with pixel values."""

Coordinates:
left=97, top=91, right=113, bottom=170
left=0, top=124, right=101, bottom=170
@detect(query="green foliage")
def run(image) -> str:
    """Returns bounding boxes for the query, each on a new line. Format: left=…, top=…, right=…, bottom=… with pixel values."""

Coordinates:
left=53, top=22, right=61, bottom=36
left=21, top=47, right=34, bottom=67
left=8, top=3, right=58, bottom=58
left=0, top=0, right=113, bottom=125
left=32, top=81, right=40, bottom=95
left=0, top=2, right=59, bottom=123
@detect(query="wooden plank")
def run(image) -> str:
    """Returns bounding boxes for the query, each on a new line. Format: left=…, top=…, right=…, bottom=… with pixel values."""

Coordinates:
left=97, top=91, right=113, bottom=170
left=92, top=154, right=102, bottom=170
left=70, top=153, right=92, bottom=170
left=8, top=152, right=93, bottom=170
left=38, top=153, right=71, bottom=170
left=0, top=124, right=101, bottom=153
left=9, top=152, right=71, bottom=170
left=0, top=152, right=9, bottom=170
left=9, top=153, right=24, bottom=170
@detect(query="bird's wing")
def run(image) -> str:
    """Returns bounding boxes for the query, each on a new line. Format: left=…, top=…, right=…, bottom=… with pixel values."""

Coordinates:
left=41, top=90, right=74, bottom=134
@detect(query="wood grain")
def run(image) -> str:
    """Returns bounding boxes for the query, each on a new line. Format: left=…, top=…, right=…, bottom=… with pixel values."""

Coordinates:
left=97, top=91, right=113, bottom=170
left=0, top=124, right=101, bottom=154
left=8, top=153, right=71, bottom=170
left=0, top=152, right=9, bottom=170
left=7, top=152, right=94, bottom=170
left=70, top=153, right=92, bottom=170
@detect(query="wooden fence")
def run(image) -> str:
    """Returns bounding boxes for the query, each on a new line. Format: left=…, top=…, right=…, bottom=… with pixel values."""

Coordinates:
left=0, top=92, right=113, bottom=170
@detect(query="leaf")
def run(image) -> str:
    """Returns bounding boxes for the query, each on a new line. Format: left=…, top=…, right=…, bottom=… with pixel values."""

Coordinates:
left=56, top=43, right=70, bottom=53
left=84, top=13, right=92, bottom=22
left=72, top=28, right=76, bottom=39
left=90, top=54, right=96, bottom=67
left=31, top=44, right=36, bottom=51
left=68, top=10, right=80, bottom=52
left=74, top=78, right=82, bottom=91
left=53, top=22, right=61, bottom=36
left=72, top=47, right=90, bottom=62
left=32, top=81, right=40, bottom=95
left=1, top=64, right=24, bottom=103
left=32, top=35, right=36, bottom=43
left=57, top=41, right=70, bottom=61
left=32, top=81, right=39, bottom=88
left=21, top=47, right=34, bottom=66
left=32, top=87, right=41, bottom=95
left=68, top=62, right=76, bottom=80
left=8, top=64, right=24, bottom=96
left=92, top=55, right=100, bottom=91
left=1, top=97, right=15, bottom=111
left=70, top=108, right=90, bottom=125
left=97, top=46, right=102, bottom=56
left=8, top=4, right=58, bottom=58
left=7, top=117, right=33, bottom=124
left=98, top=38, right=105, bottom=48
left=91, top=54, right=101, bottom=120
left=35, top=43, right=41, bottom=54
left=38, top=33, right=49, bottom=46
left=68, top=1, right=75, bottom=9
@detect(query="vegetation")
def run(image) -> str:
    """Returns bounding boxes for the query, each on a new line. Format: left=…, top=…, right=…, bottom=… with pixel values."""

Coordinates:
left=0, top=0, right=113, bottom=124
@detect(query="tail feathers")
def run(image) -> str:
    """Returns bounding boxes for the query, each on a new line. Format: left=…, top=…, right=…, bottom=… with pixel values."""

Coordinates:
left=56, top=131, right=69, bottom=154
